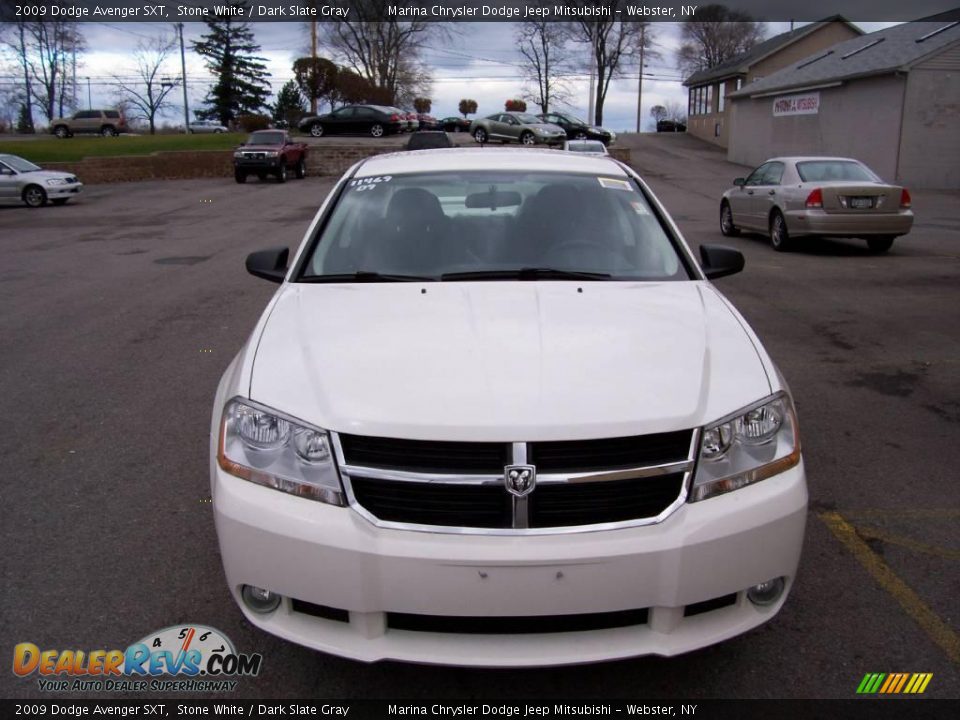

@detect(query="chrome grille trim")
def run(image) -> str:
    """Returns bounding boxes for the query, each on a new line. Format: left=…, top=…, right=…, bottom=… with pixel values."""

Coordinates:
left=332, top=430, right=700, bottom=536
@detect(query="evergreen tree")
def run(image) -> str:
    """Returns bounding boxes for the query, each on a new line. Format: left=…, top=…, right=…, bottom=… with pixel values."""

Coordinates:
left=273, top=80, right=305, bottom=128
left=192, top=2, right=271, bottom=126
left=16, top=103, right=35, bottom=134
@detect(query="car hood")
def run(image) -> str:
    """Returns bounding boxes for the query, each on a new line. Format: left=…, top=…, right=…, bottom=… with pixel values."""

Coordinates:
left=527, top=123, right=565, bottom=133
left=18, top=169, right=77, bottom=181
left=249, top=281, right=771, bottom=441
left=237, top=144, right=284, bottom=151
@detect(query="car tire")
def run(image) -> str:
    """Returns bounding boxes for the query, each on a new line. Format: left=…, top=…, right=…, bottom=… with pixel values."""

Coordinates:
left=575, top=131, right=588, bottom=140
left=454, top=125, right=461, bottom=133
left=101, top=126, right=117, bottom=137
left=720, top=201, right=740, bottom=237
left=214, top=129, right=223, bottom=134
left=769, top=210, right=792, bottom=252
left=370, top=123, right=385, bottom=138
left=23, top=185, right=48, bottom=208
left=51, top=198, right=69, bottom=206
left=54, top=125, right=70, bottom=139
left=234, top=170, right=247, bottom=184
left=257, top=172, right=267, bottom=181
left=473, top=128, right=487, bottom=144
left=309, top=123, right=324, bottom=138
left=276, top=162, right=288, bottom=183
left=295, top=158, right=306, bottom=179
left=867, top=236, right=895, bottom=253
left=520, top=131, right=536, bottom=146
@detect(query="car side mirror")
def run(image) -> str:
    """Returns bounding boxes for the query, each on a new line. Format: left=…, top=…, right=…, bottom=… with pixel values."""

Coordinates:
left=699, top=244, right=744, bottom=280
left=246, top=247, right=289, bottom=283
left=733, top=178, right=745, bottom=186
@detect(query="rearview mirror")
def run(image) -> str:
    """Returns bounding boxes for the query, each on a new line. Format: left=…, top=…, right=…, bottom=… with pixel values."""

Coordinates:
left=465, top=189, right=522, bottom=209
left=733, top=178, right=745, bottom=186
left=246, top=247, right=289, bottom=283
left=699, top=244, right=744, bottom=280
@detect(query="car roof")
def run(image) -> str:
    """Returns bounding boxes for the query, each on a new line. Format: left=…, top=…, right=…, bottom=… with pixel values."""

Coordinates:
left=354, top=148, right=626, bottom=178
left=764, top=156, right=862, bottom=164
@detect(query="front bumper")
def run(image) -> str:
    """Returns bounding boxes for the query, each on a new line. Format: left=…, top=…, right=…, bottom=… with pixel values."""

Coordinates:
left=234, top=158, right=281, bottom=170
left=47, top=183, right=83, bottom=197
left=786, top=209, right=913, bottom=237
left=212, top=459, right=807, bottom=666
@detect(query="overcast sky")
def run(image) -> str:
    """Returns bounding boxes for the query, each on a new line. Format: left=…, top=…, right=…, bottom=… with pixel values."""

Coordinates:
left=29, top=20, right=899, bottom=131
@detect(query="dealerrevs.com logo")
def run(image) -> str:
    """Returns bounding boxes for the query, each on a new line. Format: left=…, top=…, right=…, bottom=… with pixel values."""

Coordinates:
left=13, top=625, right=262, bottom=693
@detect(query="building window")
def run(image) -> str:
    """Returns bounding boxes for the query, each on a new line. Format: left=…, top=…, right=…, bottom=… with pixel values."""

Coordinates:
left=707, top=85, right=714, bottom=114
left=736, top=77, right=743, bottom=91
left=718, top=82, right=725, bottom=113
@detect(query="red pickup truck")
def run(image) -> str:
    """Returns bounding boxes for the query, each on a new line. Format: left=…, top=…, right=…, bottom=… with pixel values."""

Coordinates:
left=233, top=130, right=308, bottom=184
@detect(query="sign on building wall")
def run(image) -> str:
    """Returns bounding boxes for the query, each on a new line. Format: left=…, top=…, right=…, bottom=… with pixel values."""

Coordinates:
left=772, top=92, right=820, bottom=117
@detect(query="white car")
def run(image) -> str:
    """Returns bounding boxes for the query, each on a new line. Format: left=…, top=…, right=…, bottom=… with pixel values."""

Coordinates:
left=211, top=148, right=807, bottom=666
left=188, top=120, right=228, bottom=134
left=0, top=153, right=83, bottom=207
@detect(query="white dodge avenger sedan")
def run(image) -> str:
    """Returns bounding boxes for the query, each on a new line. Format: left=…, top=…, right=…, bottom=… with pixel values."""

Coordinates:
left=211, top=148, right=807, bottom=666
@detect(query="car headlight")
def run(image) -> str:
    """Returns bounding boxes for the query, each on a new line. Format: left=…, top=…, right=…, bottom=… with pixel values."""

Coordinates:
left=690, top=392, right=800, bottom=502
left=217, top=398, right=344, bottom=505
left=265, top=151, right=279, bottom=157
left=46, top=178, right=68, bottom=186
left=233, top=151, right=243, bottom=158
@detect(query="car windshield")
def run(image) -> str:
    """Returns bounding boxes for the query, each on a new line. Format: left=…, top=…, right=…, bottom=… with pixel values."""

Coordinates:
left=559, top=112, right=587, bottom=125
left=796, top=161, right=879, bottom=183
left=513, top=113, right=542, bottom=124
left=566, top=142, right=605, bottom=153
left=248, top=131, right=284, bottom=145
left=300, top=171, right=690, bottom=282
left=3, top=155, right=40, bottom=172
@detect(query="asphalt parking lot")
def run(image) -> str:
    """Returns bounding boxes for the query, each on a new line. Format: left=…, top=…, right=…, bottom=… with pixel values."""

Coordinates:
left=1, top=135, right=957, bottom=700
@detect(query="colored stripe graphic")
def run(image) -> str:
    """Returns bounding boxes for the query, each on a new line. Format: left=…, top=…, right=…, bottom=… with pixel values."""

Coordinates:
left=857, top=673, right=932, bottom=694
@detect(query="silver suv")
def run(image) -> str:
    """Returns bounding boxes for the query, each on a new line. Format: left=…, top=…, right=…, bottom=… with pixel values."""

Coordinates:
left=50, top=109, right=128, bottom=138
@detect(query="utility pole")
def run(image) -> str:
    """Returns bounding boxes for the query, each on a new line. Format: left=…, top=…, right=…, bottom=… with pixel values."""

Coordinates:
left=310, top=20, right=318, bottom=114
left=177, top=23, right=190, bottom=133
left=635, top=25, right=646, bottom=133
left=587, top=49, right=596, bottom=125
left=85, top=77, right=91, bottom=109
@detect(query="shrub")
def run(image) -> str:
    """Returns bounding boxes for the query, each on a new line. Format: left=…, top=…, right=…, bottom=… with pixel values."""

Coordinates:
left=237, top=114, right=272, bottom=132
left=504, top=99, right=527, bottom=112
left=458, top=99, right=478, bottom=118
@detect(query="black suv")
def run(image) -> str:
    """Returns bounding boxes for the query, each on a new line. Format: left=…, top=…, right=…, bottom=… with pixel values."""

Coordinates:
left=297, top=105, right=406, bottom=138
left=537, top=111, right=615, bottom=145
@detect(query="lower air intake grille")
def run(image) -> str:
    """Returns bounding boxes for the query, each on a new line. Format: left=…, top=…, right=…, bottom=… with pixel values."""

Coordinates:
left=387, top=608, right=649, bottom=634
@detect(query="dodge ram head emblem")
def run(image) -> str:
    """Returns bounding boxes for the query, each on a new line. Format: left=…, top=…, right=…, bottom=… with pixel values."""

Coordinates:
left=504, top=465, right=536, bottom=497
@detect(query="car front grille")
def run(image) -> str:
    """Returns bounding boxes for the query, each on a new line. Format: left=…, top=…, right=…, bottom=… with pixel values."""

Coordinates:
left=337, top=430, right=696, bottom=533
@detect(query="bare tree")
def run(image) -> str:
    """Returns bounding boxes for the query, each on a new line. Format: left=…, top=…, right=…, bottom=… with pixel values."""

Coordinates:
left=113, top=34, right=181, bottom=134
left=664, top=100, right=687, bottom=123
left=324, top=0, right=442, bottom=105
left=12, top=20, right=85, bottom=121
left=676, top=4, right=766, bottom=78
left=515, top=15, right=571, bottom=114
left=568, top=2, right=648, bottom=125
left=650, top=105, right=667, bottom=123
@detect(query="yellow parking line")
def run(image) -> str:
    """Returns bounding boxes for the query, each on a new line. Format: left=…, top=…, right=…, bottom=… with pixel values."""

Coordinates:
left=820, top=512, right=960, bottom=665
left=842, top=508, right=960, bottom=520
left=855, top=525, right=960, bottom=561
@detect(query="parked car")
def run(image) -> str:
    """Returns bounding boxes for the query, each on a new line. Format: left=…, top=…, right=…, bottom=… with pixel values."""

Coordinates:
left=440, top=116, right=472, bottom=133
left=720, top=156, right=913, bottom=253
left=538, top=111, right=616, bottom=145
left=297, top=105, right=406, bottom=138
left=214, top=147, right=807, bottom=666
left=0, top=153, right=83, bottom=207
left=656, top=120, right=687, bottom=133
left=405, top=131, right=454, bottom=151
left=404, top=111, right=419, bottom=132
left=416, top=114, right=439, bottom=130
left=470, top=112, right=566, bottom=146
left=232, top=130, right=308, bottom=184
left=189, top=120, right=229, bottom=134
left=563, top=139, right=609, bottom=155
left=50, top=109, right=128, bottom=138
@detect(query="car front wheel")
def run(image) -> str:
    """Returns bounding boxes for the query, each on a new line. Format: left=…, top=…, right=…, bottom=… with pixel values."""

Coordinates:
left=520, top=131, right=536, bottom=145
left=770, top=210, right=792, bottom=252
left=473, top=128, right=487, bottom=144
left=234, top=170, right=247, bottom=184
left=295, top=158, right=306, bottom=179
left=309, top=123, right=324, bottom=138
left=370, top=123, right=385, bottom=138
left=54, top=126, right=70, bottom=139
left=101, top=126, right=117, bottom=137
left=867, top=236, right=895, bottom=253
left=720, top=201, right=740, bottom=237
left=23, top=185, right=48, bottom=208
left=575, top=131, right=588, bottom=140
left=276, top=162, right=288, bottom=183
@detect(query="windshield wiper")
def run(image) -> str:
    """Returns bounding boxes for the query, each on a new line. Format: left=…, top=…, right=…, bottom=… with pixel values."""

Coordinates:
left=299, top=271, right=437, bottom=283
left=441, top=268, right=611, bottom=281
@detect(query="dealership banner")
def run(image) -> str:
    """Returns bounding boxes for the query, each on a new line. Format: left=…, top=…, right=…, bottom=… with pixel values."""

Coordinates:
left=772, top=92, right=821, bottom=117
